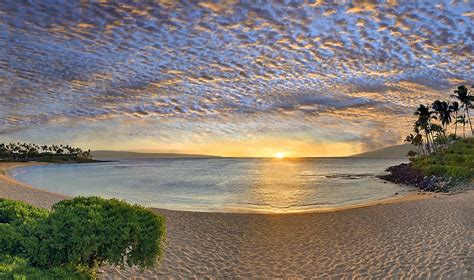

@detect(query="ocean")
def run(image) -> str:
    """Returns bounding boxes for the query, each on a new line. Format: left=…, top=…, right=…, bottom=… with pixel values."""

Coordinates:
left=10, top=157, right=411, bottom=213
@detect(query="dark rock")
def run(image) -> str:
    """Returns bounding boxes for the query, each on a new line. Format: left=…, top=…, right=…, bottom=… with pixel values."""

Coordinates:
left=377, top=163, right=469, bottom=193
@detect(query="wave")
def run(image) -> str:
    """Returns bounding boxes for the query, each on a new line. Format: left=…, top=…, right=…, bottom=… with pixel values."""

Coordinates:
left=324, top=173, right=376, bottom=179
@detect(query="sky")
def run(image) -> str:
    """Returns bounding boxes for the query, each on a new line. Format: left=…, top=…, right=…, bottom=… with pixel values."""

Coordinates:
left=0, top=0, right=473, bottom=157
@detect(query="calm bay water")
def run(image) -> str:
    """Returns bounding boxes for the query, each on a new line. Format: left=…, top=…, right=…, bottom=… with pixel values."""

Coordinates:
left=11, top=158, right=410, bottom=213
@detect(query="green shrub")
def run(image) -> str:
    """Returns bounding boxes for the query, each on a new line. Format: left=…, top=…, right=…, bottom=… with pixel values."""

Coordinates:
left=465, top=156, right=474, bottom=165
left=411, top=138, right=474, bottom=179
left=0, top=197, right=165, bottom=277
left=444, top=166, right=473, bottom=177
left=423, top=164, right=472, bottom=178
left=0, top=199, right=48, bottom=225
left=424, top=164, right=445, bottom=176
left=0, top=199, right=48, bottom=257
left=29, top=197, right=166, bottom=269
left=0, top=254, right=89, bottom=279
left=0, top=224, right=22, bottom=255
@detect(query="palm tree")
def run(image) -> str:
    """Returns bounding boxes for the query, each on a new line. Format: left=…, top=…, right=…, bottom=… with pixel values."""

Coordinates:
left=415, top=104, right=436, bottom=153
left=407, top=150, right=417, bottom=158
left=432, top=100, right=451, bottom=132
left=452, top=85, right=473, bottom=135
left=0, top=142, right=93, bottom=161
left=431, top=123, right=447, bottom=150
left=413, top=126, right=426, bottom=156
left=449, top=101, right=460, bottom=136
left=405, top=133, right=424, bottom=157
left=456, top=115, right=467, bottom=138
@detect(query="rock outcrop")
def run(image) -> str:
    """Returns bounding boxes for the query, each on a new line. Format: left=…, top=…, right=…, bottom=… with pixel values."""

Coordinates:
left=378, top=163, right=470, bottom=193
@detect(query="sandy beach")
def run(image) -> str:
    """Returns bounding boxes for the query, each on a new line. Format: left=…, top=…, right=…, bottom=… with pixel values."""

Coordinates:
left=0, top=162, right=69, bottom=209
left=1, top=162, right=473, bottom=279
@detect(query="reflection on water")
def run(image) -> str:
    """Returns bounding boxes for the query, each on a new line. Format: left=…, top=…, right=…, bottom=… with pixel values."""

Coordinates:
left=11, top=157, right=410, bottom=213
left=248, top=159, right=317, bottom=210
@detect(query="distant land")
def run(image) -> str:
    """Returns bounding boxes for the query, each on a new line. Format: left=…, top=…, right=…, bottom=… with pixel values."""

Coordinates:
left=350, top=144, right=411, bottom=158
left=91, top=150, right=221, bottom=159
left=93, top=145, right=412, bottom=159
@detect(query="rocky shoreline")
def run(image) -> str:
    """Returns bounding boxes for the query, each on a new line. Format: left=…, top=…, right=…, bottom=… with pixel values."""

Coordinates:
left=378, top=163, right=471, bottom=193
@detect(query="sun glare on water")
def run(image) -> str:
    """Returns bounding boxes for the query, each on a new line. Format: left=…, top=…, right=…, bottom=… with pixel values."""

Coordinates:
left=275, top=152, right=285, bottom=159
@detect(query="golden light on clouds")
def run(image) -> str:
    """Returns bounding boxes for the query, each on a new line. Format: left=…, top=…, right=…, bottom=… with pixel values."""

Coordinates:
left=0, top=1, right=472, bottom=156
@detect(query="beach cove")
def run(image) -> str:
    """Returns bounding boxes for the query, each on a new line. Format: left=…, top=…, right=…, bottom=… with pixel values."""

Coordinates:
left=1, top=162, right=472, bottom=279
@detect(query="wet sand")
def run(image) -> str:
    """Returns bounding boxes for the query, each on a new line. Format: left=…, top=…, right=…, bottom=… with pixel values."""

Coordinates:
left=0, top=162, right=69, bottom=209
left=1, top=162, right=473, bottom=279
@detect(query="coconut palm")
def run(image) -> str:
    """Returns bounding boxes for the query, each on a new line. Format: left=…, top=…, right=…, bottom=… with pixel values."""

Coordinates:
left=414, top=104, right=436, bottom=152
left=432, top=100, right=451, bottom=132
left=0, top=142, right=92, bottom=162
left=431, top=123, right=447, bottom=149
left=407, top=150, right=417, bottom=158
left=456, top=115, right=467, bottom=139
left=405, top=133, right=424, bottom=157
left=449, top=101, right=460, bottom=136
left=452, top=85, right=473, bottom=135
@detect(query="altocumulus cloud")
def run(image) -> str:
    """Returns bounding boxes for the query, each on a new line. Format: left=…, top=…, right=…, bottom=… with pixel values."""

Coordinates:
left=0, top=0, right=472, bottom=154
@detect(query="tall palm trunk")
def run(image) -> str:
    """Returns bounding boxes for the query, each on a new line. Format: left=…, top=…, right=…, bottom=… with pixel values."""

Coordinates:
left=424, top=134, right=430, bottom=154
left=454, top=112, right=458, bottom=136
left=425, top=133, right=434, bottom=154
left=466, top=107, right=473, bottom=135
left=429, top=131, right=437, bottom=152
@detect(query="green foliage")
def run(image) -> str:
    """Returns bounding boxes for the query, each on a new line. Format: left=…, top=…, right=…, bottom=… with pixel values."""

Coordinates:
left=0, top=199, right=48, bottom=225
left=0, top=224, right=22, bottom=255
left=411, top=138, right=474, bottom=178
left=0, top=142, right=93, bottom=162
left=0, top=254, right=90, bottom=280
left=0, top=199, right=49, bottom=257
left=0, top=197, right=166, bottom=278
left=29, top=197, right=166, bottom=269
left=408, top=85, right=473, bottom=158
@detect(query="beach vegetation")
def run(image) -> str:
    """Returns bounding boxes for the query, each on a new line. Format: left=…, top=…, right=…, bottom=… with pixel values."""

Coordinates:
left=0, top=142, right=94, bottom=163
left=410, top=138, right=474, bottom=179
left=0, top=197, right=166, bottom=279
left=0, top=198, right=49, bottom=225
left=0, top=254, right=90, bottom=279
left=29, top=197, right=166, bottom=269
left=400, top=85, right=474, bottom=185
left=406, top=85, right=474, bottom=158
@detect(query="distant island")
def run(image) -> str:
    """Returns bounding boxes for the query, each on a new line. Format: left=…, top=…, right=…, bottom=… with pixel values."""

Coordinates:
left=91, top=150, right=221, bottom=159
left=350, top=144, right=412, bottom=159
left=0, top=143, right=96, bottom=163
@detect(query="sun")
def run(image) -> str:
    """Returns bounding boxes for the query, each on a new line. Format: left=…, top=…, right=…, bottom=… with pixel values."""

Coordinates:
left=275, top=152, right=285, bottom=159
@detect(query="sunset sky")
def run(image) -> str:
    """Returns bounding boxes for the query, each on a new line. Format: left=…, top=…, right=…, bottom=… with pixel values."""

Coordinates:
left=0, top=1, right=472, bottom=157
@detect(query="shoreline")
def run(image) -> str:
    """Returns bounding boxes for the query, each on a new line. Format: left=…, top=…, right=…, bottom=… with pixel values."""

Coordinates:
left=1, top=162, right=472, bottom=278
left=0, top=162, right=70, bottom=209
left=1, top=161, right=434, bottom=214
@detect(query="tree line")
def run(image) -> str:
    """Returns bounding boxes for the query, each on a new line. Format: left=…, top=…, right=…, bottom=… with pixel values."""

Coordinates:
left=0, top=142, right=92, bottom=162
left=406, top=85, right=473, bottom=157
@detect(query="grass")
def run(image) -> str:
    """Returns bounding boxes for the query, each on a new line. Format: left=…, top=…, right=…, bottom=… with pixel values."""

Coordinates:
left=411, top=138, right=474, bottom=179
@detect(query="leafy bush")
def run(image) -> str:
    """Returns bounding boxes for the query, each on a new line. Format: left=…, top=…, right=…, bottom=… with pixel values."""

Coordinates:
left=0, top=199, right=48, bottom=225
left=411, top=138, right=474, bottom=179
left=0, top=199, right=48, bottom=257
left=0, top=224, right=22, bottom=255
left=29, top=197, right=166, bottom=269
left=0, top=197, right=166, bottom=278
left=0, top=254, right=90, bottom=279
left=443, top=166, right=473, bottom=177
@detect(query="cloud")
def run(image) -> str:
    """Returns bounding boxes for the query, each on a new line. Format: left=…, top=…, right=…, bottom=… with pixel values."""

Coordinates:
left=0, top=0, right=472, bottom=154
